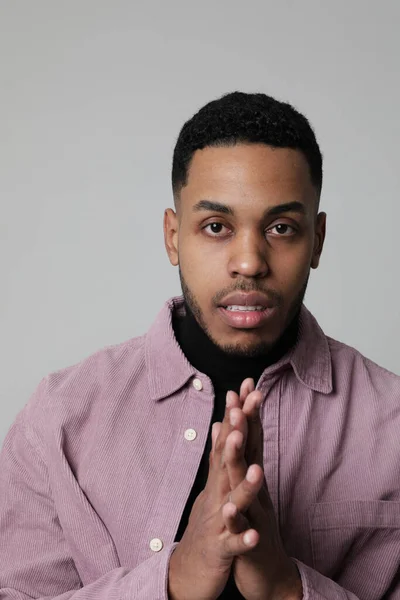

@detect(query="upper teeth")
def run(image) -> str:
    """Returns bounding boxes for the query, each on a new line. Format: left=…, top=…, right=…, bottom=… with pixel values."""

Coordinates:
left=225, top=305, right=264, bottom=311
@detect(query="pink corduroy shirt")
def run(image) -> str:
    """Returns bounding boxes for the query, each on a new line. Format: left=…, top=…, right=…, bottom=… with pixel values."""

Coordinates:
left=0, top=296, right=399, bottom=599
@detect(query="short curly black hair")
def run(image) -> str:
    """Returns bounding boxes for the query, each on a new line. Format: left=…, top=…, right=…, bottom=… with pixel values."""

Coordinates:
left=172, top=91, right=323, bottom=201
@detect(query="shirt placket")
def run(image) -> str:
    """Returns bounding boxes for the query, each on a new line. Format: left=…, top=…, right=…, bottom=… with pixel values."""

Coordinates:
left=257, top=374, right=282, bottom=526
left=136, top=375, right=214, bottom=564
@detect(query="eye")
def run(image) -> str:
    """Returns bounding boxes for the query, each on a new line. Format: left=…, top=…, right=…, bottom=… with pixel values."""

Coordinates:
left=267, top=223, right=297, bottom=237
left=203, top=222, right=230, bottom=236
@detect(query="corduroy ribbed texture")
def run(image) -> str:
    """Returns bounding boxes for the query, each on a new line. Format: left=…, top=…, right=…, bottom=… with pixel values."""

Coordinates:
left=0, top=296, right=399, bottom=599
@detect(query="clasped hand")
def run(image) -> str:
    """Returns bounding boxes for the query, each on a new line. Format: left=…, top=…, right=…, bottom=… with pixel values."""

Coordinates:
left=168, top=378, right=302, bottom=600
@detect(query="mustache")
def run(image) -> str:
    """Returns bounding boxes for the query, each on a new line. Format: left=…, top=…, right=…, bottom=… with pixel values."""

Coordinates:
left=212, top=282, right=283, bottom=307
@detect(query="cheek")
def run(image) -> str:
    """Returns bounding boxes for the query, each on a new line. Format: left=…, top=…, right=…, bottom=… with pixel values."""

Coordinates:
left=179, top=240, right=219, bottom=288
left=270, top=242, right=312, bottom=287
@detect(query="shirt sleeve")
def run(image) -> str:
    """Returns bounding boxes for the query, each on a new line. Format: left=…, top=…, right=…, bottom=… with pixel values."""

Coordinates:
left=0, top=410, right=178, bottom=600
left=292, top=558, right=400, bottom=599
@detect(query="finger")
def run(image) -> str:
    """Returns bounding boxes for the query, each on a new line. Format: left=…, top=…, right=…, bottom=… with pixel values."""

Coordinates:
left=224, top=429, right=247, bottom=490
left=211, top=391, right=249, bottom=499
left=217, top=412, right=248, bottom=500
left=242, top=390, right=263, bottom=421
left=209, top=392, right=240, bottom=498
left=209, top=422, right=222, bottom=468
left=221, top=407, right=248, bottom=465
left=226, top=389, right=241, bottom=412
left=215, top=391, right=240, bottom=451
left=222, top=502, right=249, bottom=534
left=229, top=406, right=248, bottom=432
left=239, top=378, right=255, bottom=404
left=221, top=527, right=260, bottom=558
left=211, top=422, right=222, bottom=451
left=227, top=464, right=264, bottom=515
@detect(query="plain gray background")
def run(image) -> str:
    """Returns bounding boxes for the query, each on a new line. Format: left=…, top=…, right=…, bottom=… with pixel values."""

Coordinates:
left=1, top=1, right=399, bottom=444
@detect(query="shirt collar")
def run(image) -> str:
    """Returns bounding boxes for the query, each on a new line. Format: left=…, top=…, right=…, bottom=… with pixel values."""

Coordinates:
left=145, top=297, right=196, bottom=401
left=145, top=296, right=333, bottom=401
left=288, top=304, right=333, bottom=394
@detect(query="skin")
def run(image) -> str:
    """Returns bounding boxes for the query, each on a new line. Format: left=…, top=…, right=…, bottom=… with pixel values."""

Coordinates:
left=168, top=385, right=267, bottom=600
left=219, top=379, right=304, bottom=600
left=164, top=143, right=326, bottom=357
left=164, top=143, right=327, bottom=599
left=169, top=378, right=303, bottom=600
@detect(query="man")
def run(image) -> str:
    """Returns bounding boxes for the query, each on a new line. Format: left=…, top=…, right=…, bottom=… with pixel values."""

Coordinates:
left=0, top=91, right=399, bottom=599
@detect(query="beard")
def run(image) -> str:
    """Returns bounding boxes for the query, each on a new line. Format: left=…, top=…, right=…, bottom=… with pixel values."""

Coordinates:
left=178, top=268, right=310, bottom=358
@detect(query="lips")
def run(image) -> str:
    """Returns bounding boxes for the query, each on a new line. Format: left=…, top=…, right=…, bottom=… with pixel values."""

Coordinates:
left=217, top=292, right=276, bottom=329
left=218, top=291, right=273, bottom=309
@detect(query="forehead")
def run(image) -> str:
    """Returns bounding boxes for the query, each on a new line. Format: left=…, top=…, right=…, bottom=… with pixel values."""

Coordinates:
left=180, top=143, right=318, bottom=211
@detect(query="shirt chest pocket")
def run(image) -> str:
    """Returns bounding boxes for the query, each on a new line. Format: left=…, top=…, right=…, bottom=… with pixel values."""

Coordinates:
left=309, top=500, right=400, bottom=600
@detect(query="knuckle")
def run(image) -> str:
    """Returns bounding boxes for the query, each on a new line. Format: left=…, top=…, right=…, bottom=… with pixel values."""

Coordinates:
left=214, top=441, right=222, bottom=455
left=215, top=435, right=225, bottom=453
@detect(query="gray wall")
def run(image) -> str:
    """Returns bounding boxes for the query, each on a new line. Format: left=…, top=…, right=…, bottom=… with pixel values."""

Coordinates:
left=1, top=1, right=399, bottom=443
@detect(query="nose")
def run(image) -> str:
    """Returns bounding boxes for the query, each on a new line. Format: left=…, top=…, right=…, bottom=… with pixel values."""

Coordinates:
left=227, top=232, right=269, bottom=279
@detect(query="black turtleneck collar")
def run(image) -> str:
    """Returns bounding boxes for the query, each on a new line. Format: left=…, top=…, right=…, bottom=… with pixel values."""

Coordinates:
left=172, top=302, right=300, bottom=395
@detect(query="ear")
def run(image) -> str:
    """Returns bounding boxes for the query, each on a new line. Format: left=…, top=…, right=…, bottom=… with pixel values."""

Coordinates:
left=163, top=208, right=179, bottom=266
left=311, top=212, right=327, bottom=269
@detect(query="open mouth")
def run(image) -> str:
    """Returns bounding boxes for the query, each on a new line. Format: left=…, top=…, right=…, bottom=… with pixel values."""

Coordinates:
left=218, top=305, right=275, bottom=329
left=223, top=305, right=266, bottom=312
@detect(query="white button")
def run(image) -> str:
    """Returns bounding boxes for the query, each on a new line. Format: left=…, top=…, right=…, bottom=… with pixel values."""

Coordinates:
left=149, top=538, right=163, bottom=552
left=192, top=378, right=203, bottom=391
left=184, top=428, right=197, bottom=441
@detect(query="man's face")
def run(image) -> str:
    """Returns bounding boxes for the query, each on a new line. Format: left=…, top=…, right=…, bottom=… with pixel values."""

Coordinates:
left=164, top=143, right=326, bottom=357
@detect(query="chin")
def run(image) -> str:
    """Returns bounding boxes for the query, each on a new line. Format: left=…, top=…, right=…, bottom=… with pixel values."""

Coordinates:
left=218, top=341, right=274, bottom=358
left=212, top=330, right=277, bottom=357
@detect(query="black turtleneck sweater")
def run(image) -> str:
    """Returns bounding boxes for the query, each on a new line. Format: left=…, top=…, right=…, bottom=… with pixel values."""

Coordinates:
left=172, top=303, right=299, bottom=598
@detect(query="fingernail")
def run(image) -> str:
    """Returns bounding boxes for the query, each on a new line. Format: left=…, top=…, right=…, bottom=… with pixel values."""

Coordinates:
left=230, top=410, right=237, bottom=426
left=246, top=466, right=258, bottom=483
left=243, top=532, right=253, bottom=546
left=226, top=392, right=234, bottom=407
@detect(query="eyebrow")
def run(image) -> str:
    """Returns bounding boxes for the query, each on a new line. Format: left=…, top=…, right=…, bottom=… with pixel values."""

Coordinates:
left=192, top=199, right=307, bottom=218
